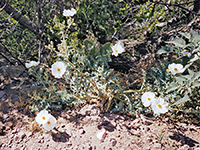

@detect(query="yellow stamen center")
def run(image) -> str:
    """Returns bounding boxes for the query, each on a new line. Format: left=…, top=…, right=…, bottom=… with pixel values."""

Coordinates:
left=174, top=68, right=178, bottom=71
left=42, top=116, right=46, bottom=120
left=57, top=68, right=61, bottom=72
left=115, top=49, right=118, bottom=53
left=158, top=104, right=162, bottom=108
left=184, top=54, right=188, bottom=56
left=147, top=98, right=151, bottom=101
left=47, top=121, right=51, bottom=125
left=166, top=69, right=170, bottom=72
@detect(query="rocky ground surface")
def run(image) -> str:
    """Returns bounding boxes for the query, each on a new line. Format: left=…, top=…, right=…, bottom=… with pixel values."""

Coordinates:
left=0, top=96, right=200, bottom=150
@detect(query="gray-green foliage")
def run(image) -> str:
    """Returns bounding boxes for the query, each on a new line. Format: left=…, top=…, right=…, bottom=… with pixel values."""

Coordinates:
left=150, top=30, right=200, bottom=110
left=29, top=15, right=133, bottom=113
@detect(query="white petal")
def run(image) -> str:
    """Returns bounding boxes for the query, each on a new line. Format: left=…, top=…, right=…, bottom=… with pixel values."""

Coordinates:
left=63, top=8, right=76, bottom=17
left=51, top=61, right=66, bottom=78
left=111, top=41, right=125, bottom=56
left=25, top=61, right=39, bottom=68
left=35, top=110, right=49, bottom=125
left=43, top=115, right=57, bottom=131
left=141, top=92, right=155, bottom=107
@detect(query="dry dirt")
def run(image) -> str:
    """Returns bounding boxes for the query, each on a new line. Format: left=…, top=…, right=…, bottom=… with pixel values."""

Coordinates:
left=0, top=91, right=200, bottom=150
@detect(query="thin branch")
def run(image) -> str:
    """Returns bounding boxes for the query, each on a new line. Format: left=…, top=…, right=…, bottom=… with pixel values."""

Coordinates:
left=0, top=0, right=41, bottom=35
left=154, top=1, right=200, bottom=16
left=0, top=42, right=26, bottom=68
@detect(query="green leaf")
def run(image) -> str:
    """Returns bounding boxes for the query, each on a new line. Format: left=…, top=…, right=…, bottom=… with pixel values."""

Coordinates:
left=189, top=71, right=200, bottom=84
left=172, top=94, right=189, bottom=106
left=182, top=62, right=192, bottom=72
left=156, top=46, right=173, bottom=54
left=180, top=32, right=191, bottom=39
left=84, top=40, right=94, bottom=51
left=192, top=81, right=200, bottom=88
left=166, top=37, right=186, bottom=48
left=192, top=47, right=200, bottom=53
left=189, top=54, right=199, bottom=63
left=188, top=87, right=192, bottom=94
left=166, top=82, right=179, bottom=93
left=191, top=30, right=200, bottom=42
left=188, top=69, right=195, bottom=77
left=101, top=42, right=111, bottom=55
left=175, top=76, right=186, bottom=85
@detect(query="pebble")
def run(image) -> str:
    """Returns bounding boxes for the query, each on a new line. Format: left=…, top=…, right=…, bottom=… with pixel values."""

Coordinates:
left=79, top=128, right=85, bottom=134
left=132, top=118, right=140, bottom=124
left=66, top=141, right=72, bottom=148
left=26, top=132, right=32, bottom=138
left=38, top=139, right=44, bottom=143
left=12, top=128, right=19, bottom=134
left=21, top=133, right=26, bottom=140
left=153, top=143, right=161, bottom=149
left=110, top=138, right=117, bottom=146
left=140, top=114, right=153, bottom=125
left=96, top=129, right=106, bottom=141
left=180, top=145, right=190, bottom=150
left=61, top=124, right=66, bottom=128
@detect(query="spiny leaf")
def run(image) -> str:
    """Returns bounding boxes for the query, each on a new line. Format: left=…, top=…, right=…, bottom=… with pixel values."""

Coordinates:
left=179, top=32, right=191, bottom=40
left=166, top=37, right=186, bottom=48
left=172, top=94, right=189, bottom=106
left=156, top=46, right=173, bottom=54
left=166, top=82, right=179, bottom=93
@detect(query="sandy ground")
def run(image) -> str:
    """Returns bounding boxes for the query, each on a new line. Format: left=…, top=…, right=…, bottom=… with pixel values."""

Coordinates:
left=0, top=98, right=200, bottom=150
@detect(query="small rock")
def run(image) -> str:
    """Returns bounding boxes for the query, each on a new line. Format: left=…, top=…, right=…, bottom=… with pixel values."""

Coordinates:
left=26, top=132, right=32, bottom=138
left=79, top=128, right=85, bottom=134
left=110, top=138, right=117, bottom=146
left=21, top=133, right=26, bottom=140
left=90, top=115, right=98, bottom=120
left=61, top=124, right=66, bottom=128
left=3, top=114, right=8, bottom=119
left=12, top=128, right=19, bottom=134
left=44, top=134, right=49, bottom=138
left=96, top=129, right=106, bottom=141
left=152, top=139, right=158, bottom=143
left=88, top=146, right=92, bottom=150
left=153, top=143, right=161, bottom=149
left=180, top=145, right=190, bottom=150
left=38, top=139, right=44, bottom=143
left=140, top=114, right=153, bottom=125
left=0, top=122, right=4, bottom=131
left=132, top=118, right=140, bottom=124
left=85, top=110, right=91, bottom=116
left=66, top=141, right=72, bottom=148
left=0, top=141, right=3, bottom=147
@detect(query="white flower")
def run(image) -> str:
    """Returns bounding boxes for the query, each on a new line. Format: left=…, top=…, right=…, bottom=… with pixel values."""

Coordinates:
left=151, top=98, right=168, bottom=115
left=141, top=92, right=156, bottom=107
left=63, top=8, right=77, bottom=17
left=35, top=110, right=49, bottom=125
left=51, top=61, right=66, bottom=78
left=182, top=52, right=191, bottom=57
left=35, top=110, right=57, bottom=131
left=25, top=61, right=39, bottom=68
left=167, top=63, right=184, bottom=75
left=111, top=41, right=125, bottom=56
left=43, top=115, right=57, bottom=131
